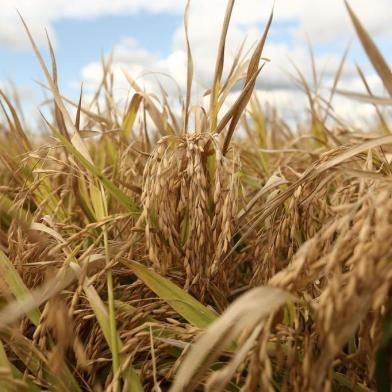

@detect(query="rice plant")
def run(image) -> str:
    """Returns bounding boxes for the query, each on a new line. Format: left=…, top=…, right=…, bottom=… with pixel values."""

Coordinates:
left=0, top=1, right=391, bottom=391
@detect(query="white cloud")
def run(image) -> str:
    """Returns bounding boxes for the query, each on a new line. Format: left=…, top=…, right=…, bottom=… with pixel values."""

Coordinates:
left=0, top=0, right=183, bottom=48
left=1, top=0, right=392, bottom=49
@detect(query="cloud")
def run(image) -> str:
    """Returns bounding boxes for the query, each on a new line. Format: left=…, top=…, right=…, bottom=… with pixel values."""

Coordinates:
left=1, top=0, right=392, bottom=49
left=288, top=0, right=392, bottom=43
left=0, top=0, right=183, bottom=49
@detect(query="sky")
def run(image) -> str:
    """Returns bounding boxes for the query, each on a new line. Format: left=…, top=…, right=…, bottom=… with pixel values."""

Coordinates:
left=0, top=0, right=391, bottom=128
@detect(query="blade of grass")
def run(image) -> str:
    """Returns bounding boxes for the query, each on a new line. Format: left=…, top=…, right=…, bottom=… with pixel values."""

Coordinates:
left=345, top=0, right=392, bottom=97
left=0, top=249, right=41, bottom=326
left=122, top=70, right=175, bottom=136
left=209, top=0, right=235, bottom=132
left=42, top=118, right=140, bottom=214
left=332, top=372, right=369, bottom=392
left=336, top=89, right=392, bottom=106
left=170, top=286, right=292, bottom=392
left=183, top=0, right=194, bottom=134
left=355, top=64, right=390, bottom=134
left=0, top=339, right=14, bottom=391
left=123, top=260, right=218, bottom=329
left=0, top=89, right=31, bottom=152
left=322, top=43, right=351, bottom=124
left=18, top=13, right=94, bottom=164
left=91, top=182, right=120, bottom=391
left=221, top=9, right=273, bottom=155
left=74, top=269, right=144, bottom=392
left=122, top=93, right=143, bottom=138
left=0, top=327, right=80, bottom=392
left=29, top=222, right=143, bottom=391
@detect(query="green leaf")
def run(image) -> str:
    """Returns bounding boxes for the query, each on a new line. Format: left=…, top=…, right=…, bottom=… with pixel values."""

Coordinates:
left=0, top=339, right=42, bottom=392
left=47, top=123, right=140, bottom=214
left=124, top=260, right=218, bottom=329
left=333, top=372, right=369, bottom=392
left=122, top=93, right=142, bottom=138
left=0, top=249, right=41, bottom=326
left=75, top=266, right=144, bottom=392
left=0, top=328, right=80, bottom=392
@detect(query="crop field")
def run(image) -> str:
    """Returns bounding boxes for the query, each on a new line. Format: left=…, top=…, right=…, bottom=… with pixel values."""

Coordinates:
left=0, top=1, right=391, bottom=391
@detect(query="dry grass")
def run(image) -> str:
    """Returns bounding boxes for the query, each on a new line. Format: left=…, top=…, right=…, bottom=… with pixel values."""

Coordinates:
left=0, top=1, right=391, bottom=391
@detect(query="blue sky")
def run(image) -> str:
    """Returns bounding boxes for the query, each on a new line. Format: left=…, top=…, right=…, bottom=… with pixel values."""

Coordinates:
left=0, top=0, right=391, bottom=125
left=0, top=11, right=179, bottom=99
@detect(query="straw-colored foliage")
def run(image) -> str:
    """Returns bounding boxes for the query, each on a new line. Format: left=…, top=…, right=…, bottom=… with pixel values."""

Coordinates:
left=0, top=1, right=391, bottom=391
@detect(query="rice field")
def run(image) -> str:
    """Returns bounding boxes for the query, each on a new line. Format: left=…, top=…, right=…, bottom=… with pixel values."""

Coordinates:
left=0, top=1, right=391, bottom=391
